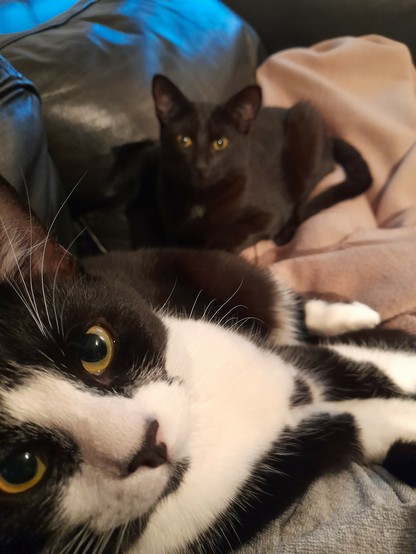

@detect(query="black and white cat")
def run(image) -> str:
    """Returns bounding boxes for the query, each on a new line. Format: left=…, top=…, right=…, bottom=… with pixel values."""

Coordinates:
left=0, top=177, right=414, bottom=554
left=124, top=75, right=372, bottom=252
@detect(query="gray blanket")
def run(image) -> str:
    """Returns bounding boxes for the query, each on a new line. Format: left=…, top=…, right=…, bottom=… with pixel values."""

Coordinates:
left=240, top=464, right=416, bottom=553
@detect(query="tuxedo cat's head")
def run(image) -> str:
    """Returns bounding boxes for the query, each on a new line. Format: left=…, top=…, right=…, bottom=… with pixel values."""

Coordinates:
left=152, top=74, right=262, bottom=188
left=0, top=178, right=190, bottom=552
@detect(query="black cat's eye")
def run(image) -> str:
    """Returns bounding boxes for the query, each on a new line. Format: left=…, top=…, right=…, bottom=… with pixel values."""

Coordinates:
left=0, top=451, right=46, bottom=494
left=77, top=325, right=114, bottom=375
left=176, top=134, right=193, bottom=148
left=212, top=136, right=229, bottom=151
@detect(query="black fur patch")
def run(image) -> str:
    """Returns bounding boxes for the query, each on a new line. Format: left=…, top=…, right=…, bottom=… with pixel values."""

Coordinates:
left=383, top=441, right=416, bottom=488
left=84, top=248, right=289, bottom=341
left=280, top=344, right=403, bottom=401
left=290, top=377, right=312, bottom=406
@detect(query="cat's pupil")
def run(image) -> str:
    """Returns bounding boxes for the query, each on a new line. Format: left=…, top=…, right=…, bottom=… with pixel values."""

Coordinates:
left=78, top=334, right=108, bottom=363
left=1, top=452, right=37, bottom=485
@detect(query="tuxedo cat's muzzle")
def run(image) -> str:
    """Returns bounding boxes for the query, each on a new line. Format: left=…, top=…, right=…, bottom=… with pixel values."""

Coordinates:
left=127, top=419, right=167, bottom=473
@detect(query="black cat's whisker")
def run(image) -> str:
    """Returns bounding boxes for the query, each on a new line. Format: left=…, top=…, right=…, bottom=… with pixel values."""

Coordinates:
left=208, top=278, right=244, bottom=324
left=40, top=172, right=87, bottom=332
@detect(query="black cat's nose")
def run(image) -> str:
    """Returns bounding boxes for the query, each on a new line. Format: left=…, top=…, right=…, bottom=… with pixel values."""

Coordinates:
left=127, top=420, right=167, bottom=473
left=197, top=165, right=209, bottom=176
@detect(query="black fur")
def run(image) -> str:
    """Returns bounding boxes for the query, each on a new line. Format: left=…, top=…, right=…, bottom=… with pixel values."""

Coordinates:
left=383, top=441, right=416, bottom=488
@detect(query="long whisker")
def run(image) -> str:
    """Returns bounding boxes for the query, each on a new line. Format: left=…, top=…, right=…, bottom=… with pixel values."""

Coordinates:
left=20, top=169, right=40, bottom=337
left=52, top=225, right=87, bottom=338
left=156, top=278, right=177, bottom=316
left=0, top=216, right=47, bottom=336
left=40, top=172, right=87, bottom=331
left=189, top=289, right=203, bottom=320
left=208, top=278, right=244, bottom=324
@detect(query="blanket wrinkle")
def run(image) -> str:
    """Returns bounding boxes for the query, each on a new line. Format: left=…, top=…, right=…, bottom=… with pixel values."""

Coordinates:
left=242, top=34, right=416, bottom=334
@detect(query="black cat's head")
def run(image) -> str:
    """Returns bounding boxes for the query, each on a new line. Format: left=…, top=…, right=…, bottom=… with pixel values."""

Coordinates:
left=152, top=74, right=262, bottom=188
left=0, top=178, right=190, bottom=552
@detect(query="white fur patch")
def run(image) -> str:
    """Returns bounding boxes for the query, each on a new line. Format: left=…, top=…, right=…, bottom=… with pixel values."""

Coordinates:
left=305, top=300, right=380, bottom=336
left=329, top=344, right=416, bottom=394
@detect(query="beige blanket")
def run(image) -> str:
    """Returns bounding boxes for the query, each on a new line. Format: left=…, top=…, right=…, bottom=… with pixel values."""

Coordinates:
left=242, top=35, right=416, bottom=333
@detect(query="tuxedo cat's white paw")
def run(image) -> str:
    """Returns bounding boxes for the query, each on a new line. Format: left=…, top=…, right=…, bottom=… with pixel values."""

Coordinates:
left=305, top=300, right=381, bottom=336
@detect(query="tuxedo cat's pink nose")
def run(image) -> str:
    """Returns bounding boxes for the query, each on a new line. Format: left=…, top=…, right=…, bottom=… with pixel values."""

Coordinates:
left=127, top=419, right=167, bottom=473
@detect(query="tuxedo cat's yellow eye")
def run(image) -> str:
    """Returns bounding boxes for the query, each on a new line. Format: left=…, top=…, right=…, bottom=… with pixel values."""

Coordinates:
left=78, top=325, right=114, bottom=375
left=212, top=137, right=229, bottom=151
left=0, top=451, right=46, bottom=494
left=176, top=134, right=193, bottom=148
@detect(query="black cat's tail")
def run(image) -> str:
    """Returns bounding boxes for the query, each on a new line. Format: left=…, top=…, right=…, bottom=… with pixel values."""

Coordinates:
left=298, top=137, right=372, bottom=220
left=275, top=138, right=372, bottom=245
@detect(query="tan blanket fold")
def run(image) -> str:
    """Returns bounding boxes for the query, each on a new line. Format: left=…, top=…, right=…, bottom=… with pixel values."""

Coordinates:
left=244, top=35, right=416, bottom=331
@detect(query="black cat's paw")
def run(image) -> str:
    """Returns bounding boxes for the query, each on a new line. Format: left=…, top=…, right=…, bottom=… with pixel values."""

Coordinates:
left=382, top=440, right=416, bottom=487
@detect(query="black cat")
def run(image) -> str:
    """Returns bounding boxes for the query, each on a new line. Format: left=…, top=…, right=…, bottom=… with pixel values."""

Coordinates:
left=1, top=176, right=415, bottom=554
left=124, top=74, right=372, bottom=252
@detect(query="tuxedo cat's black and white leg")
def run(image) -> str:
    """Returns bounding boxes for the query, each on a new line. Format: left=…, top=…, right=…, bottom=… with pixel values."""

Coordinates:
left=292, top=396, right=416, bottom=485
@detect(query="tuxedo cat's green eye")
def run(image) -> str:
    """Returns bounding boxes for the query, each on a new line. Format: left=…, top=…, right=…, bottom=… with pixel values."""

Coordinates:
left=0, top=451, right=46, bottom=494
left=212, top=137, right=229, bottom=151
left=176, top=134, right=193, bottom=148
left=78, top=325, right=114, bottom=375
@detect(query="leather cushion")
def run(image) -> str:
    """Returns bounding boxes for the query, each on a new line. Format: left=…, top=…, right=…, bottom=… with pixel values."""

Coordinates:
left=0, top=54, right=73, bottom=246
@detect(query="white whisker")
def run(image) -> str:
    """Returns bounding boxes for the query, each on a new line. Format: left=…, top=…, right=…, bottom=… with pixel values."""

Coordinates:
left=40, top=172, right=87, bottom=333
left=52, top=226, right=86, bottom=338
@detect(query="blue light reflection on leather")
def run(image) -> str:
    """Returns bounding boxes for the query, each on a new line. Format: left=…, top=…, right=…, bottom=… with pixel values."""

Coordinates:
left=0, top=0, right=79, bottom=34
left=87, top=24, right=133, bottom=48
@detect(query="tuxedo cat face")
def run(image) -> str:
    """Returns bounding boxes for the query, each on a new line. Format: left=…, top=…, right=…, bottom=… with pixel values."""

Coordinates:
left=0, top=179, right=190, bottom=552
left=152, top=74, right=262, bottom=188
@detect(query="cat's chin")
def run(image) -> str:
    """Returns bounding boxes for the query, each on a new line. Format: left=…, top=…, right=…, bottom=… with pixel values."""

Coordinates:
left=61, top=455, right=188, bottom=534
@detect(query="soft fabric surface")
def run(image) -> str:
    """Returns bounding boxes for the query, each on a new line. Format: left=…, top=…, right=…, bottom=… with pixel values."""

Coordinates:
left=240, top=35, right=416, bottom=553
left=242, top=35, right=416, bottom=333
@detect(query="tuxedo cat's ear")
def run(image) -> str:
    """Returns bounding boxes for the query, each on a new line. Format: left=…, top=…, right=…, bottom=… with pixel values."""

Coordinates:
left=152, top=74, right=192, bottom=124
left=223, top=85, right=262, bottom=134
left=0, top=176, right=76, bottom=281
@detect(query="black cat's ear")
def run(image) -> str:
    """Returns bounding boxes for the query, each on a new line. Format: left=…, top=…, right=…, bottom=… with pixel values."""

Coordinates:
left=0, top=175, right=77, bottom=281
left=223, top=85, right=262, bottom=134
left=152, top=74, right=192, bottom=124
